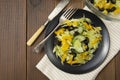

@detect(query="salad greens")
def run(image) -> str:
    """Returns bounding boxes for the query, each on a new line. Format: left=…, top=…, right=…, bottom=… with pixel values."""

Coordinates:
left=91, top=0, right=120, bottom=15
left=53, top=17, right=102, bottom=65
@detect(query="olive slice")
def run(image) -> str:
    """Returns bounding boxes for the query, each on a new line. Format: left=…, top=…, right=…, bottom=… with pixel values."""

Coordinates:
left=90, top=0, right=94, bottom=4
left=107, top=0, right=110, bottom=3
left=110, top=0, right=116, bottom=4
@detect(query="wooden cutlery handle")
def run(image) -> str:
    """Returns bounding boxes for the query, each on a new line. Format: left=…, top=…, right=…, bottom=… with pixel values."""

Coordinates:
left=27, top=25, right=45, bottom=46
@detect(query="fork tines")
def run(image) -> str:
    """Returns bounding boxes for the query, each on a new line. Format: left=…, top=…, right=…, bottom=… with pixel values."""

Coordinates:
left=63, top=7, right=78, bottom=19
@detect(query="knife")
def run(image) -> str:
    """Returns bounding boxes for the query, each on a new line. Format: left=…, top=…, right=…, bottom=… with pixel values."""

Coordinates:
left=27, top=0, right=71, bottom=46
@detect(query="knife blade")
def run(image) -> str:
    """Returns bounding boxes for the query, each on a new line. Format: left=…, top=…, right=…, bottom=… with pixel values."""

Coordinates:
left=48, top=0, right=70, bottom=20
left=27, top=0, right=70, bottom=46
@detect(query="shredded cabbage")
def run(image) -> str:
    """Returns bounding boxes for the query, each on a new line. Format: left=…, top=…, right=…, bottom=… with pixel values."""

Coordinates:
left=53, top=17, right=102, bottom=65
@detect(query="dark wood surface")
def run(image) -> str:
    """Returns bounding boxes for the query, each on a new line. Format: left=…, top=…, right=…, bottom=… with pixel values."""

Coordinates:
left=0, top=0, right=120, bottom=80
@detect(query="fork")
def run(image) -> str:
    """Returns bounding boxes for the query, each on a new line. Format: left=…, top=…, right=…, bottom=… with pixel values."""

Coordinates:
left=33, top=8, right=78, bottom=53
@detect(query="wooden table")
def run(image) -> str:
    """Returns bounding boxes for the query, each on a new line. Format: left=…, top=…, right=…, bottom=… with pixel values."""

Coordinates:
left=0, top=0, right=120, bottom=80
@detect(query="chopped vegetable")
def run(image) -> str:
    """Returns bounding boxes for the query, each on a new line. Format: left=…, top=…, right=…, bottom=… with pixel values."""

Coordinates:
left=53, top=17, right=102, bottom=65
left=91, top=0, right=120, bottom=15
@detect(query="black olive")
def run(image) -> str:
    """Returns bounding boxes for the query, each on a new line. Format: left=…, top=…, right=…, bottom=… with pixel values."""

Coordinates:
left=68, top=26, right=74, bottom=31
left=65, top=26, right=77, bottom=31
left=110, top=0, right=116, bottom=4
left=90, top=48, right=94, bottom=50
left=56, top=26, right=63, bottom=30
left=107, top=7, right=116, bottom=12
left=69, top=49, right=77, bottom=60
left=98, top=8, right=104, bottom=11
left=74, top=31, right=80, bottom=36
left=90, top=0, right=94, bottom=4
left=54, top=38, right=61, bottom=46
left=83, top=37, right=89, bottom=45
left=86, top=46, right=89, bottom=51
left=107, top=0, right=110, bottom=3
left=71, top=49, right=77, bottom=54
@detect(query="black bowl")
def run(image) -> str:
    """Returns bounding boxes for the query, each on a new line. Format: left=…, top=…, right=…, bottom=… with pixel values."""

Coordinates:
left=44, top=9, right=110, bottom=74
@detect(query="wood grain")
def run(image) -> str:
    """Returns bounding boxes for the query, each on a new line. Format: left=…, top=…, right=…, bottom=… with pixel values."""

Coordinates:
left=96, top=51, right=120, bottom=80
left=27, top=0, right=56, bottom=80
left=96, top=59, right=116, bottom=80
left=0, top=0, right=26, bottom=80
left=0, top=0, right=120, bottom=80
left=26, top=0, right=84, bottom=80
left=27, top=0, right=120, bottom=80
left=115, top=51, right=120, bottom=80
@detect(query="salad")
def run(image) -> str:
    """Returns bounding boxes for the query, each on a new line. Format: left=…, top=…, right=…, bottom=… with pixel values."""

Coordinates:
left=53, top=17, right=102, bottom=65
left=91, top=0, right=120, bottom=15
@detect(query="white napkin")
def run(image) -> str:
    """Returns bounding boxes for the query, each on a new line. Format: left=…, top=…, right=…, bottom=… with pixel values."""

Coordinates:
left=36, top=6, right=120, bottom=80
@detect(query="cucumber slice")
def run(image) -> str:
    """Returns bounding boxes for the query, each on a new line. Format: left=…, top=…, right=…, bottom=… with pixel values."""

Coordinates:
left=73, top=39, right=84, bottom=53
left=73, top=35, right=85, bottom=42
